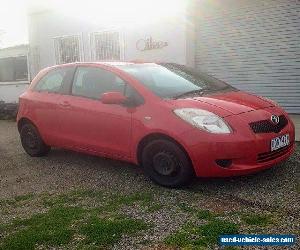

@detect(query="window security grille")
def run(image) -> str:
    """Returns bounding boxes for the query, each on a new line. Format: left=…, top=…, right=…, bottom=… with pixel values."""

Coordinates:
left=91, top=31, right=121, bottom=61
left=54, top=35, right=82, bottom=64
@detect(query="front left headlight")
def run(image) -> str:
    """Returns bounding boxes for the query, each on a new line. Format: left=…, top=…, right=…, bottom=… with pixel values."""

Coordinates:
left=174, top=108, right=232, bottom=134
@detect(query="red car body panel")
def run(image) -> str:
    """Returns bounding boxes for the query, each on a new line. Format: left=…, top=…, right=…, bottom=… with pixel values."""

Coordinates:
left=17, top=62, right=295, bottom=178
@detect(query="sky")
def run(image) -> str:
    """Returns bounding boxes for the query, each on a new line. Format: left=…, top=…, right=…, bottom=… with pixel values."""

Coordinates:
left=0, top=0, right=186, bottom=48
left=0, top=0, right=28, bottom=47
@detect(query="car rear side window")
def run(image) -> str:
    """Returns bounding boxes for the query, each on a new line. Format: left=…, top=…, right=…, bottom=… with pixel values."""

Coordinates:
left=72, top=67, right=126, bottom=99
left=34, top=68, right=69, bottom=93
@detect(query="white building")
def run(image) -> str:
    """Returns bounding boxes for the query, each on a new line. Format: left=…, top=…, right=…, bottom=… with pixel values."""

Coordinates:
left=17, top=0, right=300, bottom=113
left=27, top=8, right=189, bottom=74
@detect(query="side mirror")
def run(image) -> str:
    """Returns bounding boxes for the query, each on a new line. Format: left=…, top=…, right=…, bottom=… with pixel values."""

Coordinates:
left=101, top=92, right=127, bottom=105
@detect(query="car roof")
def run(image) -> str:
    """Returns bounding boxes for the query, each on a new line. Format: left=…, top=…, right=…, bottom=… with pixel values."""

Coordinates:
left=51, top=61, right=157, bottom=68
left=44, top=60, right=183, bottom=71
left=46, top=61, right=180, bottom=72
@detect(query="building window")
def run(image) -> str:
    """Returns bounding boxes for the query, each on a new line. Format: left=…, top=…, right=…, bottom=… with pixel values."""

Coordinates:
left=91, top=31, right=122, bottom=61
left=54, top=35, right=83, bottom=64
left=0, top=56, right=28, bottom=82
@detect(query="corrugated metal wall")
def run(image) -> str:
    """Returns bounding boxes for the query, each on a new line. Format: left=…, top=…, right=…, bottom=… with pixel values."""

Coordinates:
left=195, top=0, right=300, bottom=113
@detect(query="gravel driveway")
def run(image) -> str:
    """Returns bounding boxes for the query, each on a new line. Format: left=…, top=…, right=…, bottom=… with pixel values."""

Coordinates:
left=0, top=120, right=299, bottom=249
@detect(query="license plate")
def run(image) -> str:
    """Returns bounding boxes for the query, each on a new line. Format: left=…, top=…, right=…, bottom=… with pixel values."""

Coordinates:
left=271, top=134, right=290, bottom=151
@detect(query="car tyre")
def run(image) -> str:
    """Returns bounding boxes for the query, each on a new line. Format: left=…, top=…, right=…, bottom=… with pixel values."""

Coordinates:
left=20, top=123, right=50, bottom=157
left=142, top=139, right=194, bottom=187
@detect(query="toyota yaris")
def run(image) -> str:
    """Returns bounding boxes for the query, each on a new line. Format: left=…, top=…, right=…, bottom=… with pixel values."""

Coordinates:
left=17, top=62, right=295, bottom=187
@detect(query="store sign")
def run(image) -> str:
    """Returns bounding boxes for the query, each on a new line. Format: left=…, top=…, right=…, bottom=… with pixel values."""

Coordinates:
left=136, top=37, right=168, bottom=51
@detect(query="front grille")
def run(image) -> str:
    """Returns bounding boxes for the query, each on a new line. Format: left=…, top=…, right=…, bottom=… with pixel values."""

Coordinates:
left=249, top=115, right=288, bottom=134
left=257, top=144, right=292, bottom=163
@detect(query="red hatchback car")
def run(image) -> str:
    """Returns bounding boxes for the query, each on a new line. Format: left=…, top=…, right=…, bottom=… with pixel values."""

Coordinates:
left=17, top=62, right=295, bottom=187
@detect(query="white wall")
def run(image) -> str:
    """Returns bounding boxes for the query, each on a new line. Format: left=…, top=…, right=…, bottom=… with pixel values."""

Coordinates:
left=28, top=10, right=189, bottom=77
left=28, top=10, right=99, bottom=76
left=123, top=18, right=187, bottom=64
left=0, top=84, right=28, bottom=103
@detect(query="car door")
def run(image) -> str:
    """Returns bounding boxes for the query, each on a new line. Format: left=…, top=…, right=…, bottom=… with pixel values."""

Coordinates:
left=57, top=65, right=133, bottom=159
left=31, top=66, right=74, bottom=146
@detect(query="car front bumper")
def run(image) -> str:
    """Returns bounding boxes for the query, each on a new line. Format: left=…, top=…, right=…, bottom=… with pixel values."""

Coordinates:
left=181, top=107, right=296, bottom=177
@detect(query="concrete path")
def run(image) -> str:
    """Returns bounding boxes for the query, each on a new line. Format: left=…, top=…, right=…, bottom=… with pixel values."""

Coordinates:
left=290, top=114, right=300, bottom=141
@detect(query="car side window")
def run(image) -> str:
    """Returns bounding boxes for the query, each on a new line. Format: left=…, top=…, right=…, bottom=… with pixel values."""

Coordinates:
left=124, top=84, right=144, bottom=106
left=34, top=68, right=67, bottom=93
left=72, top=67, right=126, bottom=99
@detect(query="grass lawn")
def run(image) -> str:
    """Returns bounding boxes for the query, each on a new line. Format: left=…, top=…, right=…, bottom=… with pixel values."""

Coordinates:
left=0, top=189, right=296, bottom=250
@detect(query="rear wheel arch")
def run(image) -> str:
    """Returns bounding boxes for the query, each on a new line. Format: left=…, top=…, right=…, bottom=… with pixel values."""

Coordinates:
left=18, top=118, right=37, bottom=133
left=136, top=133, right=193, bottom=168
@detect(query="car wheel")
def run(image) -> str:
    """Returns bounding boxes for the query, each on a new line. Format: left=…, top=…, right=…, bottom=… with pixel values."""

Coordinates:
left=142, top=139, right=194, bottom=187
left=20, top=123, right=50, bottom=157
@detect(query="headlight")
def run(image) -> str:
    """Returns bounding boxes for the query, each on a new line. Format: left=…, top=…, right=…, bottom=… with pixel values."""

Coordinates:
left=174, top=108, right=232, bottom=134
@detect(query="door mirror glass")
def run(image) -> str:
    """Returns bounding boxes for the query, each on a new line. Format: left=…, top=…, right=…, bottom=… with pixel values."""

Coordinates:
left=101, top=92, right=127, bottom=105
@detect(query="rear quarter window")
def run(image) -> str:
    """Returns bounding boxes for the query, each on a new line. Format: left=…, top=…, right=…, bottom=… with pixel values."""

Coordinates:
left=34, top=67, right=74, bottom=94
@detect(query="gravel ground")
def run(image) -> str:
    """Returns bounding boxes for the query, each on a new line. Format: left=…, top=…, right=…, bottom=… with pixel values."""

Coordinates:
left=0, top=120, right=299, bottom=249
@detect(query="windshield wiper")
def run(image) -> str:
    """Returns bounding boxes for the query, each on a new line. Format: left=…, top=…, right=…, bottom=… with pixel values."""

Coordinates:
left=173, top=89, right=205, bottom=99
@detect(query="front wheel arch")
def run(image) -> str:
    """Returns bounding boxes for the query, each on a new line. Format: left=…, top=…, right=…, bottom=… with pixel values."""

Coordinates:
left=136, top=133, right=193, bottom=169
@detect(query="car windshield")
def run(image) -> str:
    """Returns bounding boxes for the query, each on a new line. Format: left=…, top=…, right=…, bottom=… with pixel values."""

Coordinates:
left=117, top=63, right=233, bottom=98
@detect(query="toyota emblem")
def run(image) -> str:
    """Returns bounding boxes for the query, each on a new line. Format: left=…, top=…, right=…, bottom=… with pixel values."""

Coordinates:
left=271, top=115, right=280, bottom=124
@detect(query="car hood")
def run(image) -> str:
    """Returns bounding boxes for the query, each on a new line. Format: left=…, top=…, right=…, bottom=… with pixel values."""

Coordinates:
left=167, top=91, right=275, bottom=117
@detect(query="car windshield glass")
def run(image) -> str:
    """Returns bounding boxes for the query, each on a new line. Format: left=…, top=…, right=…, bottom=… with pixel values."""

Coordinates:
left=117, top=63, right=232, bottom=98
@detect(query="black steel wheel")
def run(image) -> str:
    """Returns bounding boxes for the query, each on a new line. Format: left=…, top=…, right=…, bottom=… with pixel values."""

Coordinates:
left=142, top=139, right=194, bottom=187
left=20, top=123, right=50, bottom=157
